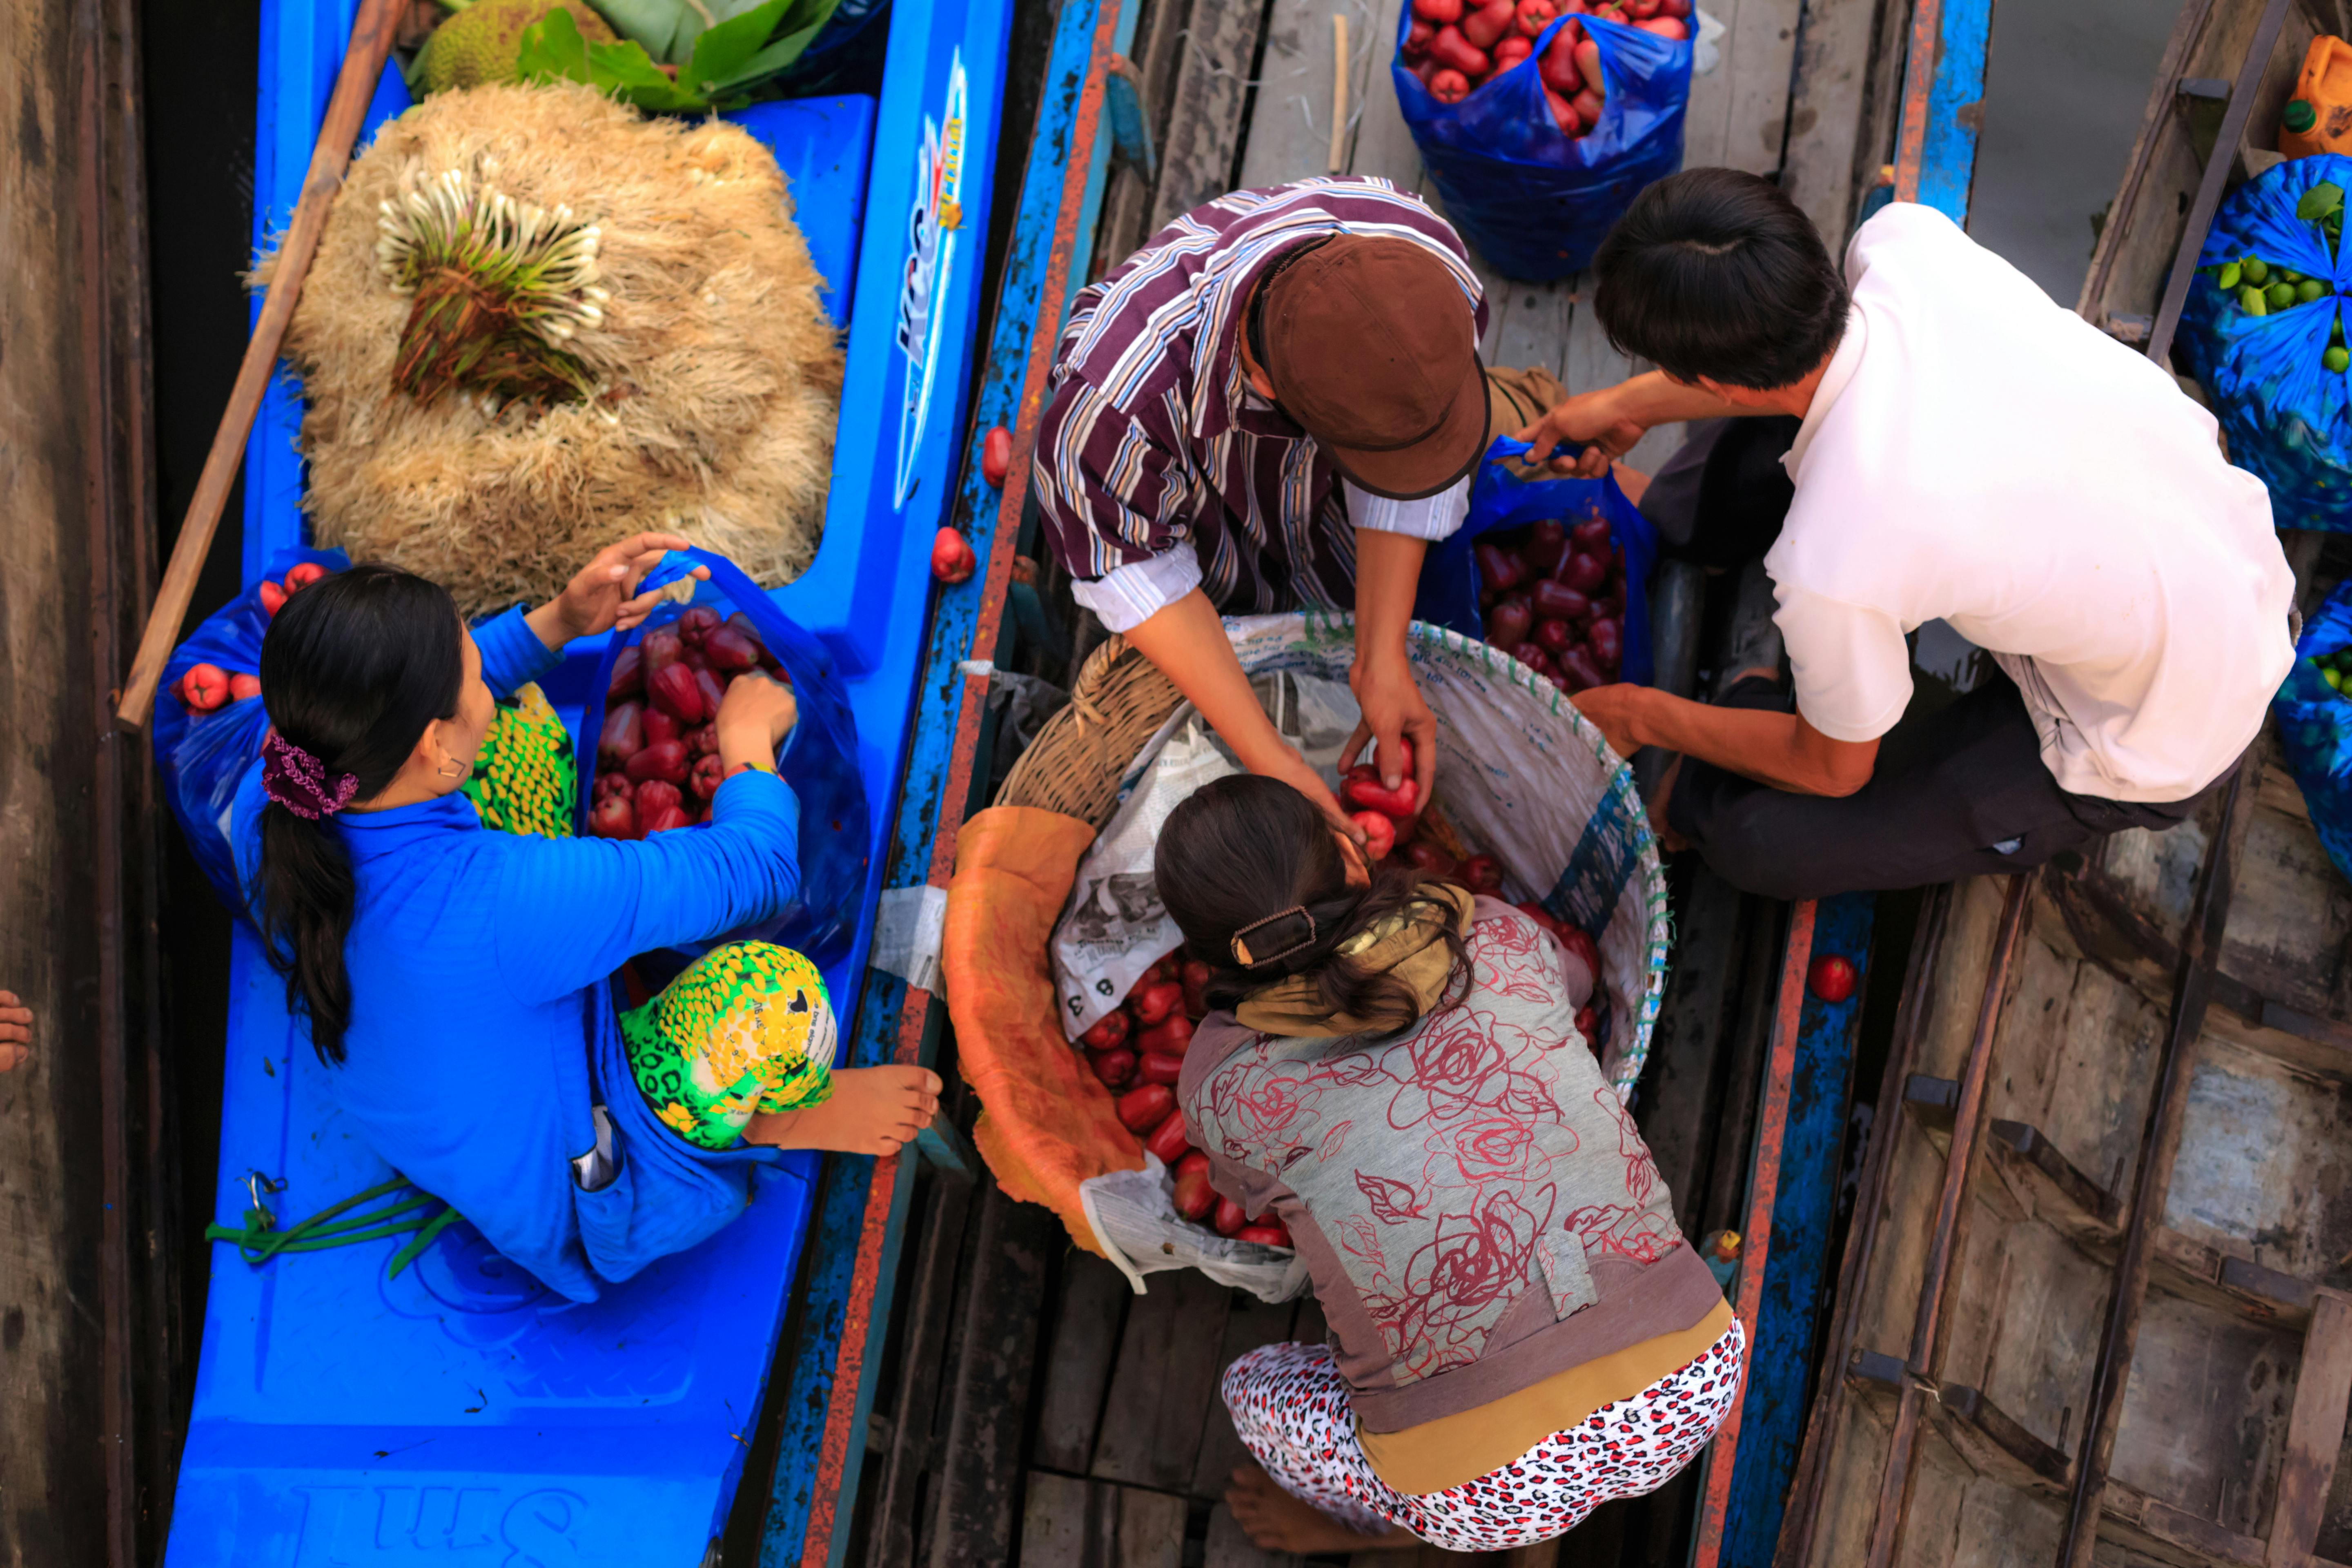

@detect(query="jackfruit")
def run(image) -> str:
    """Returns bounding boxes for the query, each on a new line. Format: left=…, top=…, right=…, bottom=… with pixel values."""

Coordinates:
left=412, top=0, right=617, bottom=94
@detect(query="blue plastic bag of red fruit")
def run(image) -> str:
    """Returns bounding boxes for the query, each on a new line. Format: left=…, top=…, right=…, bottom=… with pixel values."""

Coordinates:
left=1396, top=0, right=1691, bottom=281
left=1417, top=437, right=1658, bottom=687
left=577, top=548, right=868, bottom=968
left=154, top=547, right=350, bottom=911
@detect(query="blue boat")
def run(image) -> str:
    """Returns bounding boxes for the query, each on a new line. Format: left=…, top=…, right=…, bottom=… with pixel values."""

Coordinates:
left=164, top=0, right=1013, bottom=1559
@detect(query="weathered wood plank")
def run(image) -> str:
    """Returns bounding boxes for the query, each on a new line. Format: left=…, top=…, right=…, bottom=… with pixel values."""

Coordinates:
left=1091, top=1267, right=1237, bottom=1490
left=1035, top=1250, right=1137, bottom=1474
left=1241, top=0, right=1361, bottom=188
left=1345, top=0, right=1422, bottom=187
left=1681, top=0, right=1806, bottom=174
left=927, top=1184, right=1062, bottom=1566
left=870, top=1170, right=979, bottom=1568
left=1204, top=1501, right=1302, bottom=1568
left=2273, top=1290, right=2352, bottom=1564
left=1192, top=1294, right=1307, bottom=1497
left=1152, top=0, right=1274, bottom=229
left=1093, top=0, right=1196, bottom=276
left=1777, top=0, right=1882, bottom=243
left=1113, top=1485, right=1191, bottom=1568
left=1021, top=1470, right=1119, bottom=1568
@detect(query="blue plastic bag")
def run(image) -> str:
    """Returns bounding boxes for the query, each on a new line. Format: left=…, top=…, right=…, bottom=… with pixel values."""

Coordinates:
left=155, top=547, right=352, bottom=914
left=575, top=548, right=869, bottom=968
left=1394, top=13, right=1690, bottom=281
left=2176, top=155, right=2352, bottom=529
left=1416, top=437, right=1659, bottom=685
left=2274, top=583, right=2352, bottom=885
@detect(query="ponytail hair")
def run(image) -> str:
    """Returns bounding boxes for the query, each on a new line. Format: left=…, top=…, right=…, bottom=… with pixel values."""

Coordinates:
left=1152, top=774, right=1466, bottom=1034
left=254, top=566, right=464, bottom=1063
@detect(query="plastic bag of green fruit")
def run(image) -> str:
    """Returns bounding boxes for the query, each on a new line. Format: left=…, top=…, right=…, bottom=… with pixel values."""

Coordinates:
left=2177, top=155, right=2352, bottom=528
left=2274, top=582, right=2352, bottom=888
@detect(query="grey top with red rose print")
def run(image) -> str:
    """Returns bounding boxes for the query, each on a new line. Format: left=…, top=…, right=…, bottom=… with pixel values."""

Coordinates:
left=1178, top=898, right=1722, bottom=1434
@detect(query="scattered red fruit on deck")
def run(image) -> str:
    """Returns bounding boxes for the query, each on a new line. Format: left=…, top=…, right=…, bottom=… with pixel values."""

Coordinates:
left=931, top=528, right=978, bottom=584
left=980, top=425, right=1013, bottom=487
left=1808, top=953, right=1858, bottom=1004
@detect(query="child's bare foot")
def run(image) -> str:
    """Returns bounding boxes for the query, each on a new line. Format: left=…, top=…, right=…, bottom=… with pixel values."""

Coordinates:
left=1225, top=1464, right=1419, bottom=1553
left=749, top=1066, right=941, bottom=1156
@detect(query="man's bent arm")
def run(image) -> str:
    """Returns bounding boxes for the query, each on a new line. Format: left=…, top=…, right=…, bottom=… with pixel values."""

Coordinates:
left=1582, top=683, right=1880, bottom=797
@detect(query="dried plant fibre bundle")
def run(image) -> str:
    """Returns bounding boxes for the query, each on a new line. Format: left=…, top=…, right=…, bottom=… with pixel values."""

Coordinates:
left=258, top=80, right=842, bottom=616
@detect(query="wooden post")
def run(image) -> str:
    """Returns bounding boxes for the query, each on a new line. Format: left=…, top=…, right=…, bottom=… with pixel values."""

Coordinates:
left=113, top=0, right=401, bottom=731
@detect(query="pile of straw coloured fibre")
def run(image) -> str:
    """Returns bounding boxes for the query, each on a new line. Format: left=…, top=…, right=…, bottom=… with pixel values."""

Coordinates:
left=260, top=81, right=840, bottom=616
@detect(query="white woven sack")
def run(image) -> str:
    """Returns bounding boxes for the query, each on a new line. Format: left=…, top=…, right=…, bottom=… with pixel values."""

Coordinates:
left=1076, top=613, right=1673, bottom=1297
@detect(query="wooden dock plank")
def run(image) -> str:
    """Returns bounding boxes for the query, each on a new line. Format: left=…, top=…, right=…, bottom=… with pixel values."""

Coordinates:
left=1682, top=0, right=1807, bottom=175
left=1113, top=1486, right=1192, bottom=1568
left=2268, top=1287, right=2352, bottom=1564
left=1777, top=0, right=1883, bottom=243
left=1151, top=0, right=1273, bottom=229
left=1241, top=0, right=1357, bottom=188
left=1021, top=1470, right=1118, bottom=1568
left=1205, top=1502, right=1302, bottom=1568
left=1345, top=0, right=1422, bottom=187
left=1034, top=1250, right=1136, bottom=1474
left=1192, top=1294, right=1310, bottom=1497
left=1091, top=1267, right=1237, bottom=1490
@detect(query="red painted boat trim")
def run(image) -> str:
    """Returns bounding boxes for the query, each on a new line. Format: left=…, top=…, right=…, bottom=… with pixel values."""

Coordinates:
left=1691, top=897, right=1817, bottom=1567
left=794, top=8, right=1126, bottom=1561
left=1891, top=0, right=1944, bottom=203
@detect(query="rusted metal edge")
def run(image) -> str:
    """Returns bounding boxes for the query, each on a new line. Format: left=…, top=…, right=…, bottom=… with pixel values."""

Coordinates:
left=2060, top=764, right=2259, bottom=1568
left=1861, top=873, right=2033, bottom=1568
left=2146, top=0, right=2292, bottom=365
left=1692, top=898, right=1817, bottom=1567
left=792, top=8, right=1126, bottom=1563
left=1889, top=0, right=1944, bottom=204
left=1771, top=882, right=1953, bottom=1568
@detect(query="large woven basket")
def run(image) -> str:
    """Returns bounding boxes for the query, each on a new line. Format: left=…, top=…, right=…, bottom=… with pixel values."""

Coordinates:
left=995, top=614, right=1671, bottom=1094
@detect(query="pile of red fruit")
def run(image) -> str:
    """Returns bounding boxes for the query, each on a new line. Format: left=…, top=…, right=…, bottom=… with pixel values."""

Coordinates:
left=1344, top=737, right=1608, bottom=1043
left=1477, top=513, right=1628, bottom=695
left=174, top=561, right=332, bottom=713
left=589, top=606, right=789, bottom=840
left=1402, top=0, right=1688, bottom=123
left=1080, top=952, right=1295, bottom=1249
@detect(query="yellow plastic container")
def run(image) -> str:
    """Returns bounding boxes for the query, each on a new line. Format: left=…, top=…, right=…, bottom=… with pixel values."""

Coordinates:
left=2280, top=35, right=2352, bottom=156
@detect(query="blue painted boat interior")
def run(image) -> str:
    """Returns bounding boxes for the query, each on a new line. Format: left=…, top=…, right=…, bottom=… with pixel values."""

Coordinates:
left=171, top=0, right=1011, bottom=1556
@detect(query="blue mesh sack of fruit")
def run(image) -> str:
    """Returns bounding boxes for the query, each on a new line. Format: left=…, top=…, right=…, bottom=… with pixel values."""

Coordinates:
left=1394, top=4, right=1690, bottom=281
left=154, top=548, right=351, bottom=911
left=1416, top=436, right=1659, bottom=687
left=2275, top=583, right=2352, bottom=883
left=577, top=547, right=867, bottom=967
left=2176, top=155, right=2352, bottom=528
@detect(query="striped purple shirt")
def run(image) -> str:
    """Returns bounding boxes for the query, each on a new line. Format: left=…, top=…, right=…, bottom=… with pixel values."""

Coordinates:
left=1034, top=179, right=1487, bottom=624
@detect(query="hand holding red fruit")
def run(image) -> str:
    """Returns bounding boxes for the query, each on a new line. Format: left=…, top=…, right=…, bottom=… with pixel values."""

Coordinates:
left=715, top=670, right=798, bottom=772
left=528, top=531, right=706, bottom=650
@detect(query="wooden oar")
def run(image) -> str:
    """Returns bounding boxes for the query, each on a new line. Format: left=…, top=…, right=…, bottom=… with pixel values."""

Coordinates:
left=115, top=0, right=405, bottom=731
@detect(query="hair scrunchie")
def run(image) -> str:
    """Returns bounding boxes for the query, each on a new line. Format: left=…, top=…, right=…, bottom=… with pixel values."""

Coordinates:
left=262, top=729, right=360, bottom=820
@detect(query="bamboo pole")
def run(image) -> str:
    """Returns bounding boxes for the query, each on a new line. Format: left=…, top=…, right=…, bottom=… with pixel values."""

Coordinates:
left=114, top=0, right=404, bottom=730
left=1328, top=13, right=1349, bottom=174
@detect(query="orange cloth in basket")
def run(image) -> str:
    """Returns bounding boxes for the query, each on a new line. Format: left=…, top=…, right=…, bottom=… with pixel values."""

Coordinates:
left=943, top=806, right=1143, bottom=1254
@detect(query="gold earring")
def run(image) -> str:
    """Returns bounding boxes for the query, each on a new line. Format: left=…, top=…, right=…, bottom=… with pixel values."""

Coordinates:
left=438, top=757, right=467, bottom=780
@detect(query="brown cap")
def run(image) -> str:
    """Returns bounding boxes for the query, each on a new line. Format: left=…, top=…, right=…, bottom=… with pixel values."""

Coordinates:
left=1257, top=236, right=1489, bottom=500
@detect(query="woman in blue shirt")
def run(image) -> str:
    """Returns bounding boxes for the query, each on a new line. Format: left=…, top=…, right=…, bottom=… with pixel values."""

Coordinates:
left=236, top=536, right=938, bottom=1299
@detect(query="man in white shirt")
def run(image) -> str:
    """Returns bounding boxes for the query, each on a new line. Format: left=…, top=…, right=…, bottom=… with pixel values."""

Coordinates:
left=1519, top=169, right=2297, bottom=899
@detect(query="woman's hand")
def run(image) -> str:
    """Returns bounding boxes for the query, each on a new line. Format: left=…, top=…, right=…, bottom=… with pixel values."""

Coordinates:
left=716, top=672, right=797, bottom=774
left=527, top=532, right=711, bottom=650
left=1343, top=647, right=1438, bottom=808
left=1516, top=388, right=1647, bottom=478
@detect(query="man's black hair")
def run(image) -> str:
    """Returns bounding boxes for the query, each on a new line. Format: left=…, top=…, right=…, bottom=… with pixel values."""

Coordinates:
left=1590, top=168, right=1849, bottom=390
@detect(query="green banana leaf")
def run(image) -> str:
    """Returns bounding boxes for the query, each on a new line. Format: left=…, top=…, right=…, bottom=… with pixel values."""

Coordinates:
left=521, top=0, right=841, bottom=112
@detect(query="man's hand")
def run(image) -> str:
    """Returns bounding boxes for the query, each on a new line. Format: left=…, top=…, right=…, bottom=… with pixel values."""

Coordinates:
left=1571, top=683, right=1646, bottom=758
left=1345, top=648, right=1439, bottom=809
left=0, top=991, right=31, bottom=1072
left=1517, top=388, right=1647, bottom=478
left=528, top=532, right=712, bottom=649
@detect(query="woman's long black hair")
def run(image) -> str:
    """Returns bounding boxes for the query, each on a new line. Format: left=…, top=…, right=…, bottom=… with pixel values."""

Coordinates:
left=1153, top=774, right=1466, bottom=1034
left=255, top=566, right=464, bottom=1064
